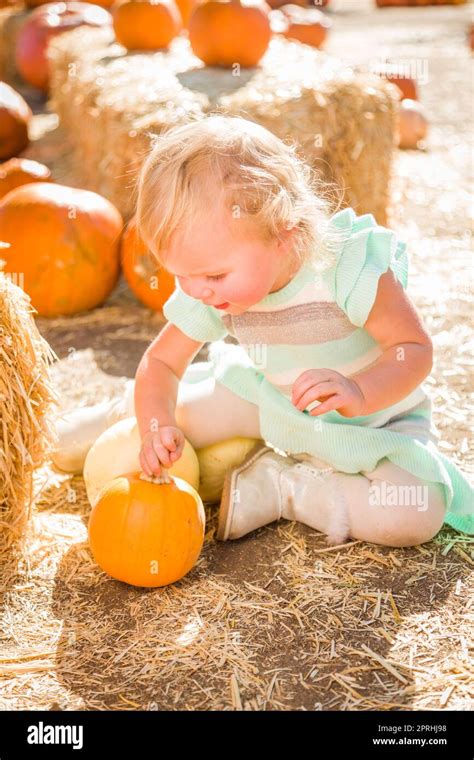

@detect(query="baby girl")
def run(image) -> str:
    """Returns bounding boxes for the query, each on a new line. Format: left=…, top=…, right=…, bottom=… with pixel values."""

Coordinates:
left=53, top=115, right=473, bottom=546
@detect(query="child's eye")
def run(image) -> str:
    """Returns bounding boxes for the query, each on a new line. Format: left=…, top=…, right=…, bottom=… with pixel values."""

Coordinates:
left=207, top=274, right=226, bottom=281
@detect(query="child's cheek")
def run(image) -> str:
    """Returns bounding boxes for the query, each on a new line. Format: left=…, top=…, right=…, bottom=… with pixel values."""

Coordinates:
left=224, top=276, right=266, bottom=305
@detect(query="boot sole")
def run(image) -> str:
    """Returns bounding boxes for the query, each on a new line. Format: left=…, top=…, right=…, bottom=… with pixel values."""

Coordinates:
left=216, top=441, right=273, bottom=541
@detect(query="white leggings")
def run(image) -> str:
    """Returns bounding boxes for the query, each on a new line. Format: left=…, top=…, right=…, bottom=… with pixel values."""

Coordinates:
left=125, top=374, right=447, bottom=547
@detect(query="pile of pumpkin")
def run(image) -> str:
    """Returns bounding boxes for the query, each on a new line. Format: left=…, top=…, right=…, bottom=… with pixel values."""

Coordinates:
left=0, top=0, right=336, bottom=318
left=373, top=64, right=429, bottom=150
left=84, top=417, right=260, bottom=587
left=0, top=89, right=265, bottom=587
left=0, top=121, right=174, bottom=316
left=4, top=0, right=334, bottom=96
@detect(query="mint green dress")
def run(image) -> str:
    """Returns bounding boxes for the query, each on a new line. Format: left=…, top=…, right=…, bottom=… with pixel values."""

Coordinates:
left=163, top=208, right=474, bottom=535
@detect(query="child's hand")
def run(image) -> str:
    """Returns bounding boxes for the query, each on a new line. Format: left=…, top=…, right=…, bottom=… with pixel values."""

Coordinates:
left=291, top=369, right=366, bottom=418
left=139, top=426, right=185, bottom=477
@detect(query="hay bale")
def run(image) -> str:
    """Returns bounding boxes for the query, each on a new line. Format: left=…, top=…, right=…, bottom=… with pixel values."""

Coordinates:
left=0, top=5, right=29, bottom=86
left=0, top=254, right=59, bottom=553
left=48, top=27, right=397, bottom=224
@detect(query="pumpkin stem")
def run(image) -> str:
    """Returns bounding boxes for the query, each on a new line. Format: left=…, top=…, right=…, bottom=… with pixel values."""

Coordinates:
left=139, top=468, right=172, bottom=485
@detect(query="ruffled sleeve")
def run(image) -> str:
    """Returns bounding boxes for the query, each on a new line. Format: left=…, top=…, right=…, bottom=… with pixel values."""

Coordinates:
left=162, top=282, right=228, bottom=342
left=323, top=208, right=409, bottom=328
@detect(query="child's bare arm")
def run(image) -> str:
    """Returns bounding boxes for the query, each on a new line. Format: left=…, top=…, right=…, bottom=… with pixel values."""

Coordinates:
left=292, top=269, right=434, bottom=419
left=350, top=269, right=433, bottom=415
left=134, top=322, right=204, bottom=438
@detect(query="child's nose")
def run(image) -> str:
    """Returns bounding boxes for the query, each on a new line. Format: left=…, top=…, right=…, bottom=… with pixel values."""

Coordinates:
left=180, top=278, right=212, bottom=301
left=186, top=281, right=213, bottom=302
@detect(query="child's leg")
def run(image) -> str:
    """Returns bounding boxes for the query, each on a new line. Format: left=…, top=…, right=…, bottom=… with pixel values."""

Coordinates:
left=341, top=459, right=447, bottom=547
left=174, top=377, right=262, bottom=448
left=122, top=372, right=262, bottom=448
left=52, top=373, right=262, bottom=472
left=294, top=453, right=447, bottom=547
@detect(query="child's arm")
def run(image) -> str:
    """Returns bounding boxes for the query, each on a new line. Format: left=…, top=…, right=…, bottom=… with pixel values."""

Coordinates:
left=292, top=269, right=433, bottom=418
left=349, top=269, right=433, bottom=416
left=134, top=322, right=204, bottom=437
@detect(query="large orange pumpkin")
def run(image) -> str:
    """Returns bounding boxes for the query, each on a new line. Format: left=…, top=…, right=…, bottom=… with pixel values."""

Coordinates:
left=88, top=471, right=206, bottom=587
left=15, top=2, right=112, bottom=92
left=189, top=0, right=272, bottom=68
left=0, top=158, right=52, bottom=199
left=0, top=82, right=32, bottom=161
left=0, top=182, right=123, bottom=317
left=112, top=0, right=182, bottom=51
left=120, top=217, right=175, bottom=310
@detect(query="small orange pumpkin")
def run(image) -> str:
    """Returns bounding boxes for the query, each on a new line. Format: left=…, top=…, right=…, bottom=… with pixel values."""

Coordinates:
left=382, top=73, right=418, bottom=101
left=189, top=0, right=272, bottom=68
left=0, top=82, right=32, bottom=161
left=397, top=99, right=428, bottom=150
left=120, top=217, right=175, bottom=311
left=88, top=471, right=206, bottom=587
left=278, top=5, right=331, bottom=48
left=112, top=0, right=182, bottom=51
left=0, top=182, right=123, bottom=317
left=0, top=158, right=52, bottom=199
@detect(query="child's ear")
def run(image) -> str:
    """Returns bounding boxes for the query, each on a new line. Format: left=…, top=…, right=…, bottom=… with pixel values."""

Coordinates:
left=277, top=226, right=297, bottom=247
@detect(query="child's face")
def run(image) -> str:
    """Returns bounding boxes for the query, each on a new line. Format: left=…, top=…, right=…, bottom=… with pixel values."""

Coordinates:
left=163, top=204, right=295, bottom=314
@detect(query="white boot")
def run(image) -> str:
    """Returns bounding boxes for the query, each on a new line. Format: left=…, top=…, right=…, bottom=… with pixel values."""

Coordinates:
left=217, top=445, right=351, bottom=545
left=51, top=379, right=135, bottom=473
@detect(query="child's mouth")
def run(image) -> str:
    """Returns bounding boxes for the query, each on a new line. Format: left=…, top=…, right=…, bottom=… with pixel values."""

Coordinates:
left=214, top=302, right=229, bottom=309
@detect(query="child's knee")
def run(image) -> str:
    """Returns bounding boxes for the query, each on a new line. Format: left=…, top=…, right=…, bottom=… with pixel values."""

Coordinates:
left=366, top=479, right=446, bottom=548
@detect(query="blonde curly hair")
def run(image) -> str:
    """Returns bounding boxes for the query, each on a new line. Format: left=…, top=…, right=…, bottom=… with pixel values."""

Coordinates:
left=135, top=114, right=343, bottom=275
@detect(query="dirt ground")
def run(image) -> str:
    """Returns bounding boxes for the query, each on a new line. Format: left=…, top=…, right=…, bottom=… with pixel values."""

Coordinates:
left=1, top=0, right=472, bottom=711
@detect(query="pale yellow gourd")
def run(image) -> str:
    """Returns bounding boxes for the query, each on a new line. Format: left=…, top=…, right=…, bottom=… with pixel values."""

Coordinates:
left=196, top=437, right=262, bottom=502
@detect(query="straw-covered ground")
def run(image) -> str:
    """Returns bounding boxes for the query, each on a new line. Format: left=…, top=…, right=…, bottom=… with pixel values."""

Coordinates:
left=1, top=0, right=472, bottom=711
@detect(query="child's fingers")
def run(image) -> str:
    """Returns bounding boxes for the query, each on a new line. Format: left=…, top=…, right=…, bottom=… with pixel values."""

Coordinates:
left=151, top=437, right=173, bottom=468
left=160, top=428, right=177, bottom=451
left=140, top=447, right=161, bottom=477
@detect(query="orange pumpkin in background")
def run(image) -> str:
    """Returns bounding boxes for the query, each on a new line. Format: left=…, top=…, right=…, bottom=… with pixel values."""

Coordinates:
left=0, top=83, right=32, bottom=161
left=277, top=5, right=331, bottom=48
left=189, top=0, right=272, bottom=68
left=25, top=0, right=116, bottom=6
left=381, top=73, right=418, bottom=101
left=0, top=158, right=52, bottom=199
left=266, top=0, right=326, bottom=7
left=88, top=472, right=206, bottom=587
left=120, top=217, right=175, bottom=310
left=0, top=182, right=123, bottom=317
left=376, top=0, right=466, bottom=6
left=15, top=2, right=112, bottom=92
left=112, top=0, right=182, bottom=50
left=397, top=99, right=428, bottom=150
